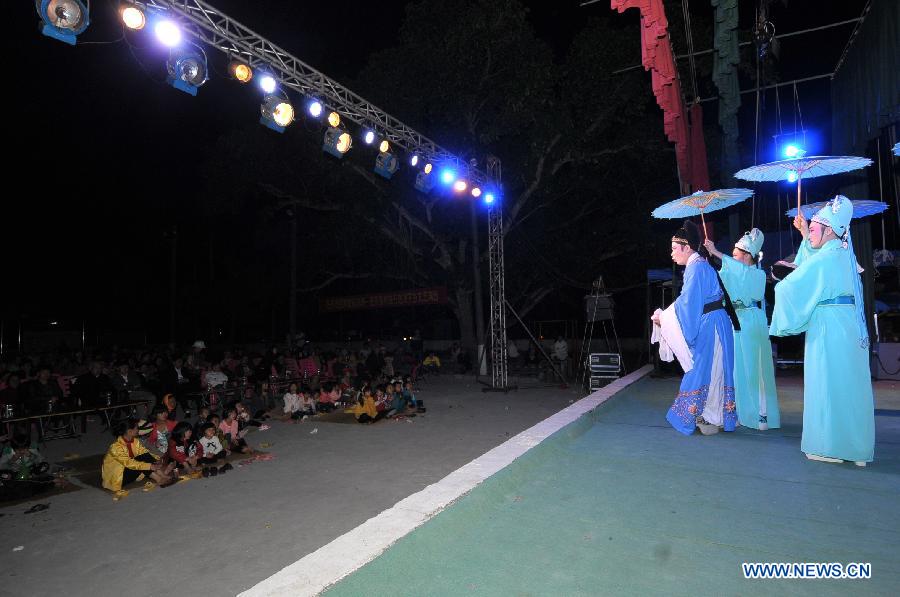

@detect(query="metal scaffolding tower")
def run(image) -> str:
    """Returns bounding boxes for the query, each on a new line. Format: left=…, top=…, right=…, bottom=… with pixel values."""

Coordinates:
left=485, top=156, right=509, bottom=390
left=136, top=0, right=491, bottom=186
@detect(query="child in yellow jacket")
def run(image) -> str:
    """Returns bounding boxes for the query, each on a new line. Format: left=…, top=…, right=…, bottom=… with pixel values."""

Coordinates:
left=102, top=418, right=175, bottom=492
left=344, top=388, right=382, bottom=424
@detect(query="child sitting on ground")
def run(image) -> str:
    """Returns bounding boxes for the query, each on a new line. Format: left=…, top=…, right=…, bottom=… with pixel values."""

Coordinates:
left=167, top=421, right=201, bottom=475
left=403, top=380, right=425, bottom=413
left=282, top=382, right=303, bottom=421
left=234, top=401, right=263, bottom=429
left=344, top=387, right=382, bottom=424
left=220, top=407, right=253, bottom=454
left=198, top=422, right=228, bottom=461
left=146, top=405, right=176, bottom=456
left=389, top=380, right=410, bottom=417
left=102, top=418, right=175, bottom=493
left=316, top=382, right=340, bottom=413
left=197, top=422, right=230, bottom=476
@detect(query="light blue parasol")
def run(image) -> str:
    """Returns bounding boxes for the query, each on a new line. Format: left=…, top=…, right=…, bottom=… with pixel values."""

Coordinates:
left=734, top=155, right=872, bottom=217
left=651, top=188, right=753, bottom=238
left=894, top=142, right=900, bottom=156
left=786, top=199, right=888, bottom=220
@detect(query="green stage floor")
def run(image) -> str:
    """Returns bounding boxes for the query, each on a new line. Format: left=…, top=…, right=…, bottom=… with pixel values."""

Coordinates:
left=326, top=374, right=900, bottom=596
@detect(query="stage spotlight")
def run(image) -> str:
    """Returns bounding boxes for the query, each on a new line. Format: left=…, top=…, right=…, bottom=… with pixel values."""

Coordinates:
left=363, top=130, right=376, bottom=144
left=308, top=100, right=323, bottom=118
left=783, top=144, right=805, bottom=158
left=484, top=192, right=496, bottom=205
left=786, top=171, right=798, bottom=183
left=471, top=187, right=482, bottom=198
left=166, top=47, right=208, bottom=96
left=260, top=95, right=294, bottom=133
left=229, top=61, right=253, bottom=83
left=410, top=155, right=419, bottom=167
left=259, top=74, right=277, bottom=93
left=121, top=5, right=145, bottom=30
left=38, top=0, right=90, bottom=45
left=440, top=169, right=456, bottom=185
left=453, top=180, right=468, bottom=193
left=374, top=151, right=399, bottom=180
left=424, top=163, right=433, bottom=174
left=327, top=111, right=341, bottom=128
left=379, top=140, right=390, bottom=154
left=155, top=19, right=181, bottom=47
left=414, top=170, right=434, bottom=193
left=323, top=127, right=352, bottom=159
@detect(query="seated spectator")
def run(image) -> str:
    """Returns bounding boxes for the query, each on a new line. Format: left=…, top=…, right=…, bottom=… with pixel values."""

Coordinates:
left=145, top=405, right=176, bottom=456
left=316, top=382, right=340, bottom=413
left=219, top=407, right=252, bottom=454
left=422, top=352, right=442, bottom=375
left=204, top=363, right=228, bottom=388
left=373, top=385, right=391, bottom=413
left=282, top=382, right=314, bottom=421
left=388, top=380, right=410, bottom=417
left=102, top=418, right=175, bottom=493
left=193, top=406, right=211, bottom=436
left=160, top=393, right=179, bottom=422
left=0, top=372, right=23, bottom=410
left=72, top=361, right=112, bottom=408
left=344, top=388, right=383, bottom=424
left=110, top=362, right=154, bottom=404
left=160, top=357, right=195, bottom=417
left=197, top=422, right=227, bottom=472
left=403, top=380, right=425, bottom=413
left=234, top=401, right=265, bottom=429
left=167, top=421, right=201, bottom=475
left=0, top=432, right=58, bottom=501
left=23, top=366, right=66, bottom=414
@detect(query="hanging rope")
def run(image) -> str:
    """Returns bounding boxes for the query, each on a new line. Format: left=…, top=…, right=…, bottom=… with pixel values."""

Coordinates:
left=681, top=0, right=699, bottom=100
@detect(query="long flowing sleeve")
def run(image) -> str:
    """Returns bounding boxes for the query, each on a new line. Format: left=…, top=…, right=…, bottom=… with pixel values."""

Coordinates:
left=674, top=264, right=704, bottom=348
left=769, top=251, right=830, bottom=336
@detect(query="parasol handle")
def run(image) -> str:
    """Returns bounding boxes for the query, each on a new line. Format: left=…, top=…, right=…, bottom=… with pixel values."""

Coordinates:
left=700, top=209, right=708, bottom=242
left=796, top=170, right=803, bottom=216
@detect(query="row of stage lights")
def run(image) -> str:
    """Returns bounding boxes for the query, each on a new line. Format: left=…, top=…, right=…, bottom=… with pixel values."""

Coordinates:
left=36, top=0, right=498, bottom=204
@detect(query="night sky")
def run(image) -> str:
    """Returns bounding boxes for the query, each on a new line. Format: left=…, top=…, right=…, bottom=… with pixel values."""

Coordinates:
left=3, top=0, right=874, bottom=343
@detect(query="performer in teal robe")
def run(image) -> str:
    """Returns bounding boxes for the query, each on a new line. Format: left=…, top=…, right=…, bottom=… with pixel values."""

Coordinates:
left=704, top=229, right=780, bottom=430
left=655, top=221, right=737, bottom=435
left=770, top=196, right=874, bottom=465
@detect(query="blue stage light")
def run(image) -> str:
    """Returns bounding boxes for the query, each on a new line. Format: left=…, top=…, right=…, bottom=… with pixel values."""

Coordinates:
left=484, top=192, right=496, bottom=205
left=259, top=95, right=294, bottom=133
left=308, top=100, right=323, bottom=118
left=783, top=144, right=804, bottom=158
left=166, top=47, right=208, bottom=96
left=410, top=154, right=419, bottom=167
left=37, top=0, right=90, bottom=45
left=259, top=74, right=277, bottom=94
left=363, top=130, right=376, bottom=144
left=414, top=170, right=435, bottom=193
left=440, top=169, right=456, bottom=185
left=374, top=151, right=399, bottom=180
left=323, top=127, right=352, bottom=159
left=786, top=171, right=798, bottom=183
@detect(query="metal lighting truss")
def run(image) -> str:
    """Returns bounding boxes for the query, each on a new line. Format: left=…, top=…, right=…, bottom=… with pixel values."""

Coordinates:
left=133, top=0, right=508, bottom=388
left=485, top=156, right=508, bottom=390
left=135, top=0, right=491, bottom=187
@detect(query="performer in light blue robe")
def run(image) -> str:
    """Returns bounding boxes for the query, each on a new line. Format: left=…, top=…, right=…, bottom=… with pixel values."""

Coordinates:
left=770, top=196, right=874, bottom=465
left=704, top=229, right=780, bottom=430
left=656, top=221, right=738, bottom=435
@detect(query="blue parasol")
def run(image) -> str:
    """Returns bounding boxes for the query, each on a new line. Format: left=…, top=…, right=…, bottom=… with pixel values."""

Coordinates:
left=894, top=142, right=900, bottom=156
left=734, top=155, right=872, bottom=217
left=652, top=188, right=753, bottom=238
left=785, top=199, right=888, bottom=220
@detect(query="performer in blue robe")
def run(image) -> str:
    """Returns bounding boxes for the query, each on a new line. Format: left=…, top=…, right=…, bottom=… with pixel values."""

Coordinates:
left=655, top=221, right=738, bottom=435
left=704, top=229, right=780, bottom=430
left=770, top=196, right=874, bottom=465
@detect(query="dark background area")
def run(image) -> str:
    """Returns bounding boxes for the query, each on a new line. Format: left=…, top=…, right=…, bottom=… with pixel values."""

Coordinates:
left=3, top=0, right=888, bottom=350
